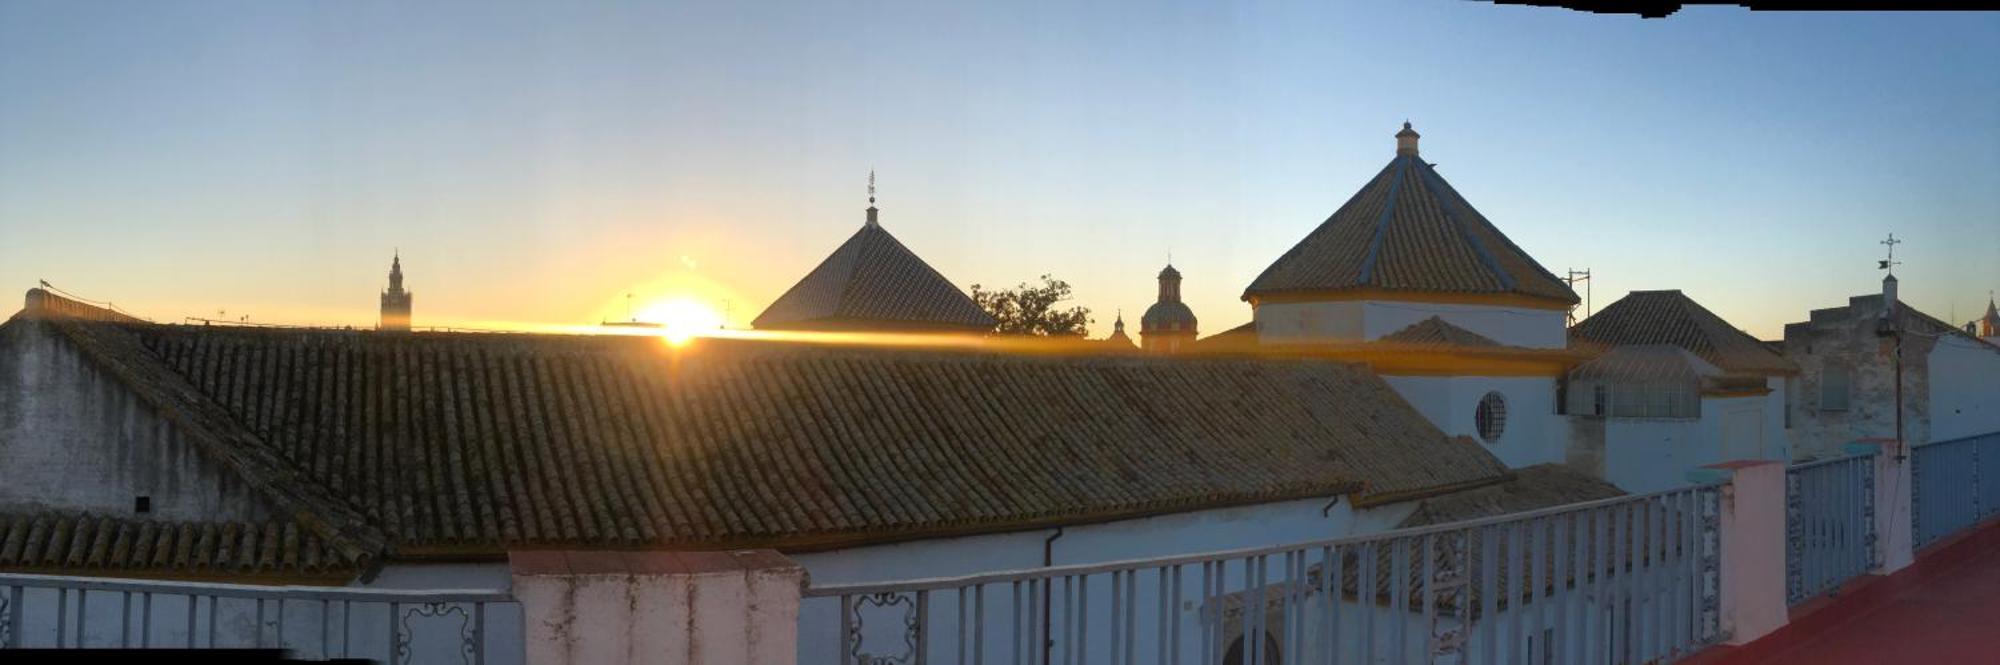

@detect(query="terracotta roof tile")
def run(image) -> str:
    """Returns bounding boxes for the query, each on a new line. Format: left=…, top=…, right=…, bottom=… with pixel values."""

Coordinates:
left=1570, top=290, right=1796, bottom=375
left=0, top=513, right=358, bottom=577
left=753, top=221, right=996, bottom=332
left=1376, top=316, right=1502, bottom=349
left=29, top=320, right=1512, bottom=556
left=1243, top=151, right=1577, bottom=305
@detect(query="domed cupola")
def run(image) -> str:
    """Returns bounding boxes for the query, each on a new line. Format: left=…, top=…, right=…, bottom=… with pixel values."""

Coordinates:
left=1141, top=263, right=1198, bottom=353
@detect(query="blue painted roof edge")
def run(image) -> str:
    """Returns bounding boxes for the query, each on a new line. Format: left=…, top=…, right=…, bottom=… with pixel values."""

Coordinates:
left=1356, top=155, right=1413, bottom=285
left=1417, top=161, right=1515, bottom=291
left=1421, top=159, right=1577, bottom=299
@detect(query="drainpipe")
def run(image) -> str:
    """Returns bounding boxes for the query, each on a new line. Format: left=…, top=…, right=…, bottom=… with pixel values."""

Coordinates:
left=1042, top=527, right=1063, bottom=664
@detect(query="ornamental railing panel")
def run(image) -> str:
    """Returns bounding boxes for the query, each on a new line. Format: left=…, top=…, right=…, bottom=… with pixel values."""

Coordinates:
left=1783, top=453, right=1876, bottom=605
left=803, top=484, right=1726, bottom=665
left=1912, top=432, right=2000, bottom=548
left=0, top=573, right=521, bottom=665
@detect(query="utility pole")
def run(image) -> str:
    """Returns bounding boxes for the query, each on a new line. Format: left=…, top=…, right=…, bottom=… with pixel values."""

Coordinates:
left=1565, top=268, right=1593, bottom=327
left=1878, top=233, right=1906, bottom=460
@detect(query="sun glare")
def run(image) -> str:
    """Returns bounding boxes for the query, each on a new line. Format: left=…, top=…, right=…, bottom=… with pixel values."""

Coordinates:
left=637, top=298, right=725, bottom=345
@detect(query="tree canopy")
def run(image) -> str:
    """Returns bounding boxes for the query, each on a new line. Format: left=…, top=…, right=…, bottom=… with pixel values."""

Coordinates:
left=970, top=275, right=1093, bottom=337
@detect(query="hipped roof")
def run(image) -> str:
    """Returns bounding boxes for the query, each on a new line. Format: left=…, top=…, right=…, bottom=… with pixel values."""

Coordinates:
left=752, top=219, right=996, bottom=332
left=1243, top=140, right=1577, bottom=306
left=1570, top=290, right=1796, bottom=375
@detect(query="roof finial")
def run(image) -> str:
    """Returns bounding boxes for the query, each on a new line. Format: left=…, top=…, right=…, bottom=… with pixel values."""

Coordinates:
left=1878, top=232, right=1902, bottom=276
left=1395, top=121, right=1421, bottom=156
left=864, top=170, right=880, bottom=228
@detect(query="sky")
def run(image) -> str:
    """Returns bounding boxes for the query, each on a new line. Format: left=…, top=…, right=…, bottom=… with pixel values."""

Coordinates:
left=1, top=1, right=1996, bottom=339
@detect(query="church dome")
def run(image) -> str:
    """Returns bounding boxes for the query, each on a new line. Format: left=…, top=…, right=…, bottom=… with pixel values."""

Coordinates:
left=1142, top=301, right=1197, bottom=333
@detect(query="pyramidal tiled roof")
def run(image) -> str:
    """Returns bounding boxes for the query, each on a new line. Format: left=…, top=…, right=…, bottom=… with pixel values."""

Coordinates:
left=753, top=211, right=996, bottom=332
left=1243, top=125, right=1577, bottom=305
left=1570, top=290, right=1797, bottom=375
left=1377, top=316, right=1502, bottom=349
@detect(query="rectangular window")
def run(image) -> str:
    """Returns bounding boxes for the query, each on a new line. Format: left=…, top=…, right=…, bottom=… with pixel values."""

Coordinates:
left=1820, top=363, right=1851, bottom=411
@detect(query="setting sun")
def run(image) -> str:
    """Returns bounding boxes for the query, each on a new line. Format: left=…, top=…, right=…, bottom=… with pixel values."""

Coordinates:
left=637, top=298, right=725, bottom=345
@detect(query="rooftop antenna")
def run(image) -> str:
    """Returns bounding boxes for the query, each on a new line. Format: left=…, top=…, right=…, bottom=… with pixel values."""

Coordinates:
left=1878, top=233, right=1902, bottom=275
left=1565, top=268, right=1593, bottom=327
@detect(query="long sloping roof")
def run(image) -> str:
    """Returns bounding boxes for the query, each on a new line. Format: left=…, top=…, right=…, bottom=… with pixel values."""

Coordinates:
left=752, top=220, right=996, bottom=332
left=0, top=512, right=355, bottom=580
left=1397, top=464, right=1625, bottom=528
left=19, top=310, right=1510, bottom=558
left=1570, top=290, right=1797, bottom=375
left=1242, top=142, right=1577, bottom=305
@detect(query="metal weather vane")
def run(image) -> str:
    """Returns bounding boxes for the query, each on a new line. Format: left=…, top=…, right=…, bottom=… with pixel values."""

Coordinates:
left=1879, top=233, right=1902, bottom=274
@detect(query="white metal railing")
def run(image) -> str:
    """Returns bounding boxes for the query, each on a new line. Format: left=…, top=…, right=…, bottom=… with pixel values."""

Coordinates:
left=0, top=572, right=521, bottom=664
left=1913, top=431, right=2000, bottom=547
left=803, top=484, right=1726, bottom=665
left=1784, top=453, right=1876, bottom=605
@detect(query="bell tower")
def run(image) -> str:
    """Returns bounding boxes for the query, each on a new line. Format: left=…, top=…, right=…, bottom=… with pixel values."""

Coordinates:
left=380, top=252, right=413, bottom=331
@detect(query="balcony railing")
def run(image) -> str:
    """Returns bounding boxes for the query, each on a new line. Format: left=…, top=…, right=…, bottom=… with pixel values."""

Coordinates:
left=0, top=572, right=522, bottom=664
left=1912, top=432, right=2000, bottom=548
left=1784, top=454, right=1876, bottom=605
left=803, top=484, right=1725, bottom=665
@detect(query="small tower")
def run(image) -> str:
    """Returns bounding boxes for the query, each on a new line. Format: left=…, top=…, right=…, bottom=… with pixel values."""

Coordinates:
left=1141, top=264, right=1198, bottom=354
left=1104, top=310, right=1136, bottom=349
left=380, top=252, right=412, bottom=331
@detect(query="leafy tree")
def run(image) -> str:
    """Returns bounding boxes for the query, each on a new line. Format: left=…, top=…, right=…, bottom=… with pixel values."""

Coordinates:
left=970, top=274, right=1093, bottom=337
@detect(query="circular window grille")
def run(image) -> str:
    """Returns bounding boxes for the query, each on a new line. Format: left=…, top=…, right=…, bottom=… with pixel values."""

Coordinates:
left=1475, top=392, right=1507, bottom=443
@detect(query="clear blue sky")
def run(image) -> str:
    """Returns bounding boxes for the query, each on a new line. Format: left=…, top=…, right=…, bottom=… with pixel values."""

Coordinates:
left=2, top=0, right=1995, bottom=338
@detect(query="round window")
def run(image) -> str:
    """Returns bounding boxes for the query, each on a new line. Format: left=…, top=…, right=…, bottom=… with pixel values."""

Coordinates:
left=1475, top=392, right=1507, bottom=443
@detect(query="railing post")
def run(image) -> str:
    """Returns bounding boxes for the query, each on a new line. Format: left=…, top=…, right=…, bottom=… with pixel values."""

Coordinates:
left=1848, top=439, right=1914, bottom=574
left=1686, top=460, right=1786, bottom=645
left=509, top=549, right=805, bottom=665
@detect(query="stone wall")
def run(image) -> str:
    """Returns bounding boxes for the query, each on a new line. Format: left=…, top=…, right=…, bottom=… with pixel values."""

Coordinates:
left=1782, top=297, right=1935, bottom=459
left=0, top=318, right=270, bottom=520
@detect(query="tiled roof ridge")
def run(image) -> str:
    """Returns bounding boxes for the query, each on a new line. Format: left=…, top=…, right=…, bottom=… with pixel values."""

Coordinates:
left=824, top=226, right=880, bottom=316
left=1414, top=161, right=1519, bottom=291
left=1241, top=152, right=1578, bottom=304
left=1241, top=160, right=1401, bottom=299
left=1356, top=154, right=1415, bottom=283
left=16, top=288, right=147, bottom=324
left=752, top=225, right=866, bottom=329
left=838, top=225, right=970, bottom=324
left=755, top=222, right=994, bottom=331
left=1414, top=159, right=1580, bottom=295
left=37, top=319, right=390, bottom=565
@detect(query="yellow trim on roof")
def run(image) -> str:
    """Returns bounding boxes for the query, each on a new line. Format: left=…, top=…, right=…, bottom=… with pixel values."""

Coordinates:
left=1247, top=288, right=1577, bottom=311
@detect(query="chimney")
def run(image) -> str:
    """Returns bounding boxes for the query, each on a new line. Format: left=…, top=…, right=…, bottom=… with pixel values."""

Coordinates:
left=1395, top=121, right=1421, bottom=156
